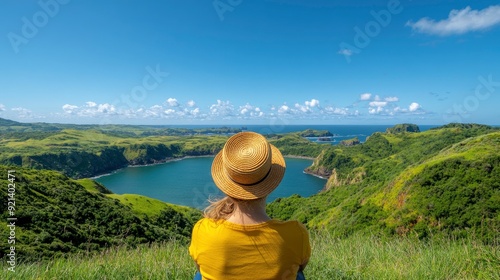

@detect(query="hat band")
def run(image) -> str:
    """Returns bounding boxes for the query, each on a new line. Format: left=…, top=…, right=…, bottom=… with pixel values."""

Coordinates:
left=224, top=165, right=272, bottom=186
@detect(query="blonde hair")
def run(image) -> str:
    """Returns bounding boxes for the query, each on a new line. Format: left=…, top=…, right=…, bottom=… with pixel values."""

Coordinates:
left=204, top=196, right=237, bottom=220
left=204, top=196, right=266, bottom=220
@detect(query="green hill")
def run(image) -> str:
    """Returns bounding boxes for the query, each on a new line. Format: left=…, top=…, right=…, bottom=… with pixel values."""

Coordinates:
left=0, top=128, right=228, bottom=178
left=268, top=124, right=500, bottom=242
left=0, top=166, right=201, bottom=262
left=0, top=123, right=325, bottom=178
left=0, top=120, right=499, bottom=269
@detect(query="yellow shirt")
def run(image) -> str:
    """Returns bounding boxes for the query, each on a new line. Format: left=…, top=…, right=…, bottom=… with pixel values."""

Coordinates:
left=189, top=218, right=311, bottom=280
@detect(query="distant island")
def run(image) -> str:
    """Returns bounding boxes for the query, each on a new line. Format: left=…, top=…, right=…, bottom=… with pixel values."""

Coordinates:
left=297, top=129, right=334, bottom=137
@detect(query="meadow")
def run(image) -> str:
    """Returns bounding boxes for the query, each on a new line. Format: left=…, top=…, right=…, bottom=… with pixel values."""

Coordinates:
left=1, top=231, right=498, bottom=280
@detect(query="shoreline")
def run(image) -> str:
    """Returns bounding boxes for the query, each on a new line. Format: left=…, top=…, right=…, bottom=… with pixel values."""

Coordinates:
left=303, top=168, right=329, bottom=180
left=91, top=154, right=319, bottom=180
left=283, top=155, right=316, bottom=160
left=90, top=154, right=216, bottom=179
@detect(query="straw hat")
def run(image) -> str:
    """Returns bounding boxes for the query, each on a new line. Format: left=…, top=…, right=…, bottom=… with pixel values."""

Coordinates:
left=211, top=132, right=286, bottom=200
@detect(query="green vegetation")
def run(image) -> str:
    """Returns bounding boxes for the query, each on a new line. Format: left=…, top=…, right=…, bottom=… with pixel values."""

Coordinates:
left=0, top=119, right=323, bottom=178
left=0, top=128, right=228, bottom=178
left=269, top=124, right=500, bottom=242
left=1, top=231, right=498, bottom=279
left=0, top=118, right=498, bottom=279
left=297, top=129, right=333, bottom=137
left=339, top=137, right=360, bottom=146
left=0, top=117, right=243, bottom=136
left=268, top=133, right=326, bottom=158
left=386, top=123, right=421, bottom=133
left=0, top=166, right=201, bottom=262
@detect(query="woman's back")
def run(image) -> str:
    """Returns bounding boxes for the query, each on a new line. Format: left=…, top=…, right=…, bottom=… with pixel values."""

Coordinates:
left=189, top=218, right=310, bottom=280
left=189, top=132, right=311, bottom=279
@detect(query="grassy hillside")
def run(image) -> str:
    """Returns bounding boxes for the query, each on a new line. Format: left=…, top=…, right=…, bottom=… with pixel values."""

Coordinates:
left=0, top=128, right=228, bottom=178
left=1, top=119, right=499, bottom=278
left=268, top=124, right=500, bottom=242
left=1, top=232, right=498, bottom=279
left=0, top=123, right=326, bottom=178
left=0, top=166, right=201, bottom=262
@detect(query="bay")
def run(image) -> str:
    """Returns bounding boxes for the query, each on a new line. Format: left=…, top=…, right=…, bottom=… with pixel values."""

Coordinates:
left=96, top=157, right=325, bottom=209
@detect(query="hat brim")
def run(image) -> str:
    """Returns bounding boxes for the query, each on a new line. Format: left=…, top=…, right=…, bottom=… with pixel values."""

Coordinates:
left=211, top=144, right=286, bottom=200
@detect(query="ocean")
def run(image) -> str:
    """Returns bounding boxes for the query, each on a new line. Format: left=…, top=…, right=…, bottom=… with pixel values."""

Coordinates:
left=154, top=124, right=438, bottom=143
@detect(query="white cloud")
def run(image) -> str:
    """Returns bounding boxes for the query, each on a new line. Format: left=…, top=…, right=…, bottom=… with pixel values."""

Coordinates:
left=278, top=105, right=291, bottom=114
left=290, top=99, right=322, bottom=115
left=305, top=99, right=320, bottom=108
left=55, top=96, right=427, bottom=122
left=369, top=101, right=388, bottom=107
left=164, top=109, right=176, bottom=115
left=324, top=106, right=349, bottom=115
left=190, top=107, right=200, bottom=116
left=360, top=93, right=372, bottom=100
left=368, top=106, right=384, bottom=114
left=97, top=103, right=115, bottom=113
left=144, top=105, right=163, bottom=118
left=239, top=103, right=264, bottom=118
left=62, top=104, right=78, bottom=114
left=166, top=98, right=179, bottom=107
left=294, top=103, right=308, bottom=113
left=385, top=96, right=399, bottom=102
left=60, top=101, right=118, bottom=118
left=407, top=5, right=500, bottom=36
left=239, top=103, right=252, bottom=115
left=209, top=100, right=234, bottom=117
left=338, top=49, right=353, bottom=57
left=409, top=102, right=421, bottom=112
left=12, top=107, right=33, bottom=118
left=150, top=105, right=162, bottom=111
left=0, top=104, right=6, bottom=111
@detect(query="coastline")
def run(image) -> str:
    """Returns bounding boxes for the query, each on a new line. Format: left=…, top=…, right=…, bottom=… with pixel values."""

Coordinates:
left=90, top=154, right=216, bottom=179
left=284, top=155, right=316, bottom=160
left=91, top=154, right=318, bottom=180
left=303, top=168, right=329, bottom=180
left=284, top=155, right=328, bottom=179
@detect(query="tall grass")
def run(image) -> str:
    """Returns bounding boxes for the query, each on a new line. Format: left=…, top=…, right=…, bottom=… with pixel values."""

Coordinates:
left=2, top=232, right=499, bottom=279
left=307, top=231, right=499, bottom=279
left=1, top=240, right=195, bottom=280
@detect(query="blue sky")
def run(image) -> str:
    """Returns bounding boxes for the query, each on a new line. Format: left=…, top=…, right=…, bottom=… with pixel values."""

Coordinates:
left=1, top=0, right=499, bottom=125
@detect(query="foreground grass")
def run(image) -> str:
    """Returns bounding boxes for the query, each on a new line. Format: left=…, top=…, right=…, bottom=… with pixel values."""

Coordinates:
left=2, top=232, right=499, bottom=280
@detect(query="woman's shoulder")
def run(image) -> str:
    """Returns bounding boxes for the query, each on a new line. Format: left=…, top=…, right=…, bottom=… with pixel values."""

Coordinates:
left=193, top=218, right=307, bottom=234
left=269, top=219, right=308, bottom=231
left=193, top=217, right=218, bottom=228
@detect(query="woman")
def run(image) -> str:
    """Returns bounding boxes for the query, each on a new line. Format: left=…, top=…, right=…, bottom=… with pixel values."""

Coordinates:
left=189, top=132, right=311, bottom=280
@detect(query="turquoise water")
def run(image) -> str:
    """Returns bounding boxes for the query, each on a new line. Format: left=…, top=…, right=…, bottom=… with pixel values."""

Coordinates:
left=96, top=157, right=325, bottom=209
